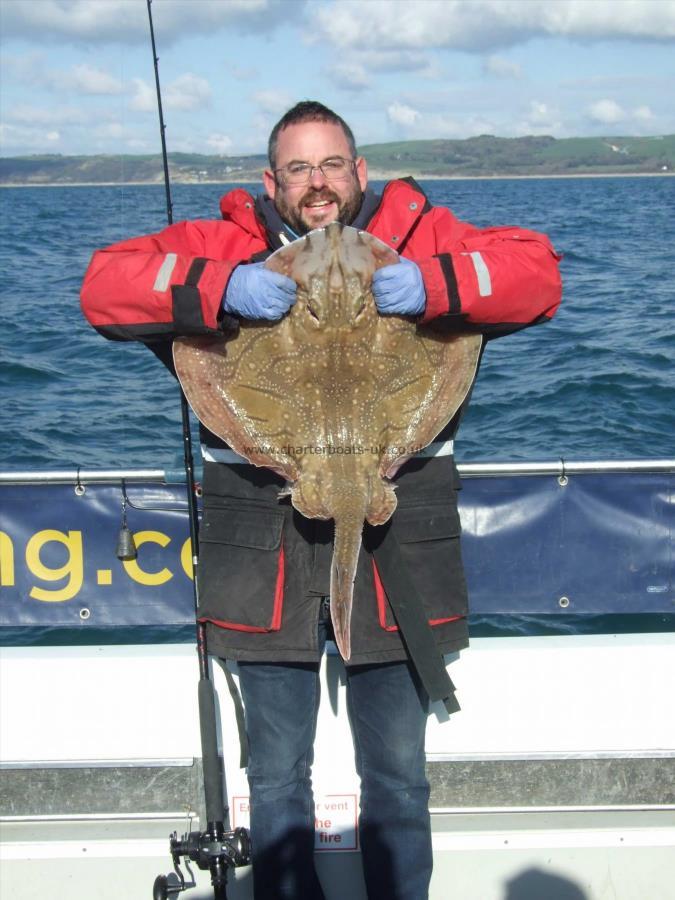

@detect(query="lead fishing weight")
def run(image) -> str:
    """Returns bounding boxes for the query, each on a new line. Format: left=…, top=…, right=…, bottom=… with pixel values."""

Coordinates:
left=115, top=485, right=137, bottom=561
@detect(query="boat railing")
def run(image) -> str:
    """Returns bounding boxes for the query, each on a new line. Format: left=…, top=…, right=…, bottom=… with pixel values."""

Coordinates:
left=1, top=457, right=674, bottom=484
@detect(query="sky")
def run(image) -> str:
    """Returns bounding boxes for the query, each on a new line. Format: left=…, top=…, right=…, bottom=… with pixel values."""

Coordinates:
left=1, top=0, right=674, bottom=158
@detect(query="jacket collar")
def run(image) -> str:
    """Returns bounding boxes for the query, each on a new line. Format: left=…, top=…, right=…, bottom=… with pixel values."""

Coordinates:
left=218, top=177, right=429, bottom=253
left=366, top=177, right=429, bottom=252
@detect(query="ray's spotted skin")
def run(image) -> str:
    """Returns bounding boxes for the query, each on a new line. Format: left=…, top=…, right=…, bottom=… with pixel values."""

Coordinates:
left=174, top=223, right=481, bottom=660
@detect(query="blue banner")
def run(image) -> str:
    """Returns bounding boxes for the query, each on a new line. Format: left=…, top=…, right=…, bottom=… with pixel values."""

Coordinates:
left=0, top=470, right=672, bottom=634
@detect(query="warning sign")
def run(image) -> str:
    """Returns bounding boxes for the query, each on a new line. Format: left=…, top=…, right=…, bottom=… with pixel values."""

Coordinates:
left=314, top=794, right=358, bottom=851
left=231, top=793, right=358, bottom=852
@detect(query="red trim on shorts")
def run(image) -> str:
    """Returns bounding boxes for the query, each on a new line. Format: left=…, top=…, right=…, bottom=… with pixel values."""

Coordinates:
left=271, top=545, right=284, bottom=630
left=371, top=558, right=461, bottom=632
left=199, top=546, right=285, bottom=633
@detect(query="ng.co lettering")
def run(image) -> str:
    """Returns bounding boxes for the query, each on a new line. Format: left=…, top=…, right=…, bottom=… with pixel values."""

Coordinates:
left=0, top=528, right=194, bottom=603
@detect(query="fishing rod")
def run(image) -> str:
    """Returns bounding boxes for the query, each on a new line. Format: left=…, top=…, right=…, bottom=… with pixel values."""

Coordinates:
left=145, top=2, right=250, bottom=898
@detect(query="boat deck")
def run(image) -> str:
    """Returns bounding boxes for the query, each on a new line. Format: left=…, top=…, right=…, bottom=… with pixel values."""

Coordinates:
left=2, top=807, right=674, bottom=899
left=1, top=463, right=673, bottom=898
left=1, top=637, right=674, bottom=899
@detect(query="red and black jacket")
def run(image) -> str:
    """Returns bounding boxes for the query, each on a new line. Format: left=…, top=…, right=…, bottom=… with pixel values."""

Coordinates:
left=80, top=179, right=562, bottom=665
left=81, top=178, right=561, bottom=343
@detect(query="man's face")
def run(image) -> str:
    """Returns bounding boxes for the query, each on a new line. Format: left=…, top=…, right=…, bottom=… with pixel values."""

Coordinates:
left=263, top=121, right=368, bottom=235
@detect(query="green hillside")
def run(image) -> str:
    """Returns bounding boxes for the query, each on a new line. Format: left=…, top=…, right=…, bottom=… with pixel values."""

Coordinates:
left=0, top=152, right=267, bottom=185
left=1, top=135, right=673, bottom=185
left=359, top=135, right=675, bottom=177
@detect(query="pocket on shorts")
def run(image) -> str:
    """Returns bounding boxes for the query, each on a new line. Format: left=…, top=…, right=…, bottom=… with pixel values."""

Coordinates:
left=198, top=505, right=285, bottom=632
left=374, top=502, right=468, bottom=631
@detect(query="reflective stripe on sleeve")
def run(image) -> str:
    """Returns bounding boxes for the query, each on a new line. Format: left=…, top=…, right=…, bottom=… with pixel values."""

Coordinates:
left=465, top=250, right=492, bottom=298
left=153, top=253, right=178, bottom=291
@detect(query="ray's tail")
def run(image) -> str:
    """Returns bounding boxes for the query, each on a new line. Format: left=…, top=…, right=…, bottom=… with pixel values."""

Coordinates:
left=330, top=493, right=368, bottom=661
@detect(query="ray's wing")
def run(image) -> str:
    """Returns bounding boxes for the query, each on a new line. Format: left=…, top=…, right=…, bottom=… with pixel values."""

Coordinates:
left=173, top=232, right=342, bottom=483
left=353, top=230, right=400, bottom=270
left=376, top=328, right=482, bottom=477
left=173, top=330, right=301, bottom=482
left=353, top=230, right=482, bottom=475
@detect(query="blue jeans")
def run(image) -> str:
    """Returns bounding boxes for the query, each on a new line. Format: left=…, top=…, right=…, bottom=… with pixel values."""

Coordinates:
left=237, top=601, right=432, bottom=900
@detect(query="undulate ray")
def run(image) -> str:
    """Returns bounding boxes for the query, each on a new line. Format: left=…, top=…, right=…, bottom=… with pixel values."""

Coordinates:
left=174, top=223, right=481, bottom=660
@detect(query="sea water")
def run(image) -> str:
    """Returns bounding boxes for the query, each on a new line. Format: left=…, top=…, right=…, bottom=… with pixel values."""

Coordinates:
left=1, top=176, right=673, bottom=640
left=1, top=176, right=673, bottom=470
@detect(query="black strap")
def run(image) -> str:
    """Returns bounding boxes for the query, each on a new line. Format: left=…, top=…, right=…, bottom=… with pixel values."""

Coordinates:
left=437, top=253, right=461, bottom=314
left=371, top=523, right=460, bottom=715
left=214, top=657, right=249, bottom=768
left=171, top=257, right=210, bottom=333
left=185, top=257, right=208, bottom=286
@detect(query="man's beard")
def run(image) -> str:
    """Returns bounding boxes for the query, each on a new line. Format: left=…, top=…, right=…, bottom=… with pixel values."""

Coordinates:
left=275, top=181, right=363, bottom=236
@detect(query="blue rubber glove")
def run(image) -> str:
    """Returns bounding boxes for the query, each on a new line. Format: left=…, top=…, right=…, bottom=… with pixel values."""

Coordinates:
left=371, top=257, right=426, bottom=316
left=223, top=262, right=296, bottom=320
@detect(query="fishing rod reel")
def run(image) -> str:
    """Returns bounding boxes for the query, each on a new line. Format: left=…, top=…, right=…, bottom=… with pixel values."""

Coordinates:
left=153, top=822, right=251, bottom=899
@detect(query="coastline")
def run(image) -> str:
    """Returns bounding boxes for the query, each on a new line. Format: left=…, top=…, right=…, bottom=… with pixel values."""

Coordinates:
left=1, top=171, right=673, bottom=188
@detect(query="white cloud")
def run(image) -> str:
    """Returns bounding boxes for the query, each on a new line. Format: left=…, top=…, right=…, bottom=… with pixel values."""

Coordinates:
left=0, top=121, right=62, bottom=151
left=327, top=62, right=371, bottom=91
left=0, top=51, right=48, bottom=84
left=129, top=78, right=156, bottom=113
left=1, top=54, right=123, bottom=96
left=423, top=114, right=466, bottom=138
left=2, top=0, right=148, bottom=43
left=126, top=138, right=152, bottom=151
left=483, top=55, right=523, bottom=79
left=206, top=133, right=234, bottom=154
left=6, top=104, right=88, bottom=126
left=252, top=90, right=293, bottom=115
left=52, top=63, right=124, bottom=95
left=165, top=73, right=212, bottom=111
left=327, top=49, right=439, bottom=92
left=94, top=122, right=130, bottom=140
left=312, top=0, right=675, bottom=52
left=634, top=105, right=654, bottom=121
left=587, top=98, right=626, bottom=124
left=586, top=100, right=659, bottom=132
left=360, top=50, right=434, bottom=74
left=514, top=101, right=565, bottom=136
left=1, top=0, right=299, bottom=45
left=129, top=73, right=210, bottom=117
left=387, top=102, right=421, bottom=127
left=430, top=113, right=504, bottom=138
left=381, top=105, right=520, bottom=140
left=527, top=101, right=557, bottom=125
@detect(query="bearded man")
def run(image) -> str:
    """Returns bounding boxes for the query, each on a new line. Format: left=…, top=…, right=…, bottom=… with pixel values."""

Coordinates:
left=81, top=101, right=561, bottom=900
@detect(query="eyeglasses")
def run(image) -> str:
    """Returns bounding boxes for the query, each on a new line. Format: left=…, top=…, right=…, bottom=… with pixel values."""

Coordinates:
left=274, top=156, right=357, bottom=186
